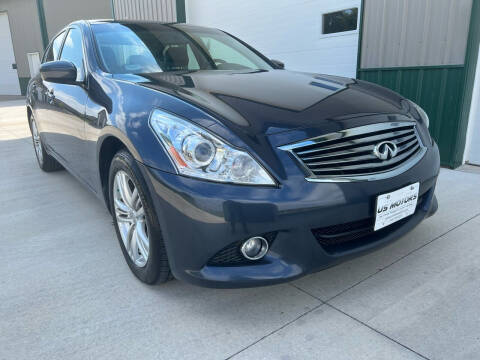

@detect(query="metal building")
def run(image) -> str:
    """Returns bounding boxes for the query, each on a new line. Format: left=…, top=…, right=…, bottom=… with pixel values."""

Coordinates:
left=185, top=0, right=480, bottom=168
left=0, top=0, right=478, bottom=168
left=357, top=0, right=479, bottom=167
left=0, top=0, right=112, bottom=95
left=186, top=0, right=362, bottom=78
left=0, top=0, right=185, bottom=95
left=112, top=0, right=179, bottom=22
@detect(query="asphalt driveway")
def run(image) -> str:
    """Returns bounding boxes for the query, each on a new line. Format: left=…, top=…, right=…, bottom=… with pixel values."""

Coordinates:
left=1, top=99, right=480, bottom=360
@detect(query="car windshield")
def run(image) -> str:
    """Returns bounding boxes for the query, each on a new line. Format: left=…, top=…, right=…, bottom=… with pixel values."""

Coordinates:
left=92, top=22, right=273, bottom=74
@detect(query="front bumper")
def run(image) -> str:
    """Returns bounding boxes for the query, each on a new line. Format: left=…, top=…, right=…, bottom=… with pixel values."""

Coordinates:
left=139, top=142, right=440, bottom=288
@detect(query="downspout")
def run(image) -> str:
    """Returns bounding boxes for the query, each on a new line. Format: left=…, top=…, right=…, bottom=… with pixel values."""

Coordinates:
left=111, top=0, right=116, bottom=19
left=36, top=0, right=49, bottom=49
left=176, top=0, right=186, bottom=23
left=356, top=0, right=365, bottom=78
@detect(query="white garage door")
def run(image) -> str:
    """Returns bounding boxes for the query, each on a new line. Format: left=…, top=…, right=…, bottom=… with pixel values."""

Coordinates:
left=186, top=0, right=361, bottom=78
left=0, top=12, right=21, bottom=95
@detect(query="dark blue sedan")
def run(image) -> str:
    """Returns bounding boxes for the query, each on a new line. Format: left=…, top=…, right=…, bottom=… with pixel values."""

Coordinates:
left=26, top=20, right=439, bottom=288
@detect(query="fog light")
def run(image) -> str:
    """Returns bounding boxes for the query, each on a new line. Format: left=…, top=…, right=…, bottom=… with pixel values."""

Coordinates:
left=240, top=236, right=269, bottom=260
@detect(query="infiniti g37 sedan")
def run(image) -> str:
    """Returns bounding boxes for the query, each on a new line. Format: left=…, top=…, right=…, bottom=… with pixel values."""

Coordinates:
left=26, top=20, right=439, bottom=288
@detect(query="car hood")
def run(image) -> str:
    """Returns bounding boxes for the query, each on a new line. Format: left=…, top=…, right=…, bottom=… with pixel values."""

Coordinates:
left=114, top=69, right=410, bottom=138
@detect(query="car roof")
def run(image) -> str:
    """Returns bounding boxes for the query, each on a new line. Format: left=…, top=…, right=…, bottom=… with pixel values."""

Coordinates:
left=80, top=19, right=214, bottom=32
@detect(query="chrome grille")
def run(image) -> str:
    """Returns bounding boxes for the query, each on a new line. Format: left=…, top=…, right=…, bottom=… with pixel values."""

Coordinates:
left=280, top=122, right=426, bottom=182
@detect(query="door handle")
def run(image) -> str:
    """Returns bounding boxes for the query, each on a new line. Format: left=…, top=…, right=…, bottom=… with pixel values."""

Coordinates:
left=46, top=89, right=55, bottom=104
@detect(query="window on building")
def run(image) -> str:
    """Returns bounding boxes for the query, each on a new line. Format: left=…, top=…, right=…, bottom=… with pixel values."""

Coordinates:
left=59, top=28, right=85, bottom=81
left=322, top=8, right=358, bottom=35
left=43, top=31, right=66, bottom=63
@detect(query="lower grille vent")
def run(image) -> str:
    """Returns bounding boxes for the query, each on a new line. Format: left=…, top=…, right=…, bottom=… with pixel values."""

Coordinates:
left=313, top=193, right=426, bottom=253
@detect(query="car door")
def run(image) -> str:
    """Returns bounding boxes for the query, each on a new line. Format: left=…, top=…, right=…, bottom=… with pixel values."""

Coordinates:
left=34, top=30, right=66, bottom=146
left=45, top=27, right=89, bottom=181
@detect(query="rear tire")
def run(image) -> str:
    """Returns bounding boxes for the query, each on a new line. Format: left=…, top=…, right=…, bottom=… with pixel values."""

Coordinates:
left=29, top=114, right=63, bottom=172
left=109, top=149, right=172, bottom=284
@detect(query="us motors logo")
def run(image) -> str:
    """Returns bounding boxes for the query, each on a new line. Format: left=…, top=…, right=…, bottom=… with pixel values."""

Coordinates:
left=377, top=194, right=417, bottom=213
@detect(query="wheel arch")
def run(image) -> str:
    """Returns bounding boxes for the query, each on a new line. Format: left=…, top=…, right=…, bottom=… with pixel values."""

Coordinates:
left=97, top=132, right=135, bottom=213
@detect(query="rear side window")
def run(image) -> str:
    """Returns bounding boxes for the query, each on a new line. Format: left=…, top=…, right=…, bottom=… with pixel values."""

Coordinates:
left=59, top=28, right=85, bottom=81
left=43, top=31, right=66, bottom=63
left=322, top=8, right=358, bottom=34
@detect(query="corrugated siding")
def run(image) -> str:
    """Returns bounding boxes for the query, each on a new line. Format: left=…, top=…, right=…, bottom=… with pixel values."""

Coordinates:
left=358, top=67, right=465, bottom=167
left=361, top=0, right=472, bottom=68
left=113, top=0, right=177, bottom=22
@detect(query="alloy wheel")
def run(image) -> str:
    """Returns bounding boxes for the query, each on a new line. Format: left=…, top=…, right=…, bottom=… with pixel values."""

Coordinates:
left=31, top=117, right=43, bottom=165
left=113, top=170, right=149, bottom=267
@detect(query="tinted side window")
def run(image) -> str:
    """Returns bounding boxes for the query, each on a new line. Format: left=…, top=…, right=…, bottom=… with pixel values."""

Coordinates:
left=323, top=8, right=358, bottom=34
left=199, top=36, right=257, bottom=70
left=60, top=28, right=85, bottom=81
left=43, top=31, right=66, bottom=63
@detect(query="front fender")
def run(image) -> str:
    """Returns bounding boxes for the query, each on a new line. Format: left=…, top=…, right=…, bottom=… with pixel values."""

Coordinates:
left=89, top=74, right=178, bottom=174
left=97, top=125, right=144, bottom=164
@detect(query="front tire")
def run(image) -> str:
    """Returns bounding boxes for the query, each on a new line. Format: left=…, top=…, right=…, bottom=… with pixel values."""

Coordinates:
left=109, top=150, right=172, bottom=284
left=29, top=114, right=63, bottom=172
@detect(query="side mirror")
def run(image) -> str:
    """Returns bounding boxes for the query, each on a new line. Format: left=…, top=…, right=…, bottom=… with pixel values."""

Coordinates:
left=40, top=61, right=77, bottom=84
left=270, top=59, right=285, bottom=69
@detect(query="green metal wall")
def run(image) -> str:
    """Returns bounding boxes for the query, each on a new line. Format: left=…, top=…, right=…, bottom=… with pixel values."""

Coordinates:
left=357, top=66, right=465, bottom=167
left=357, top=0, right=480, bottom=168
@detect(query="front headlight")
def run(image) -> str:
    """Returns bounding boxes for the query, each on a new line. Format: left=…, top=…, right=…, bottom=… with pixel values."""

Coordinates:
left=149, top=109, right=276, bottom=185
left=408, top=100, right=429, bottom=128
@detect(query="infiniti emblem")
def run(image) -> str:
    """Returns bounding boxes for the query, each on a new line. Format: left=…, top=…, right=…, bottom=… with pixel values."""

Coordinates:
left=373, top=141, right=398, bottom=160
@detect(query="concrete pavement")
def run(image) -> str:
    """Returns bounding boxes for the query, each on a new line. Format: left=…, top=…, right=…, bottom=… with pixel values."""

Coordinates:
left=1, top=99, right=480, bottom=360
